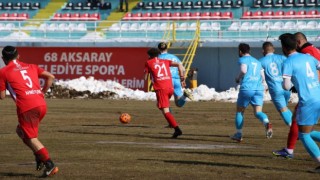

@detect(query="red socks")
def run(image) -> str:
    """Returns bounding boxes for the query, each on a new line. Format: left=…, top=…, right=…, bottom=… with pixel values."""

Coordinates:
left=287, top=118, right=299, bottom=149
left=164, top=112, right=178, bottom=128
left=35, top=147, right=50, bottom=162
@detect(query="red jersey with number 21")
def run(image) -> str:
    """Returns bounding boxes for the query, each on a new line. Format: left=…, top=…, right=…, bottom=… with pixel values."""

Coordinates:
left=145, top=57, right=173, bottom=90
left=0, top=60, right=46, bottom=114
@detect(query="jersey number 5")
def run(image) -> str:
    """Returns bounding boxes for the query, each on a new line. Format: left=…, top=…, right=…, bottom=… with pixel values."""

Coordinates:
left=20, top=70, right=33, bottom=88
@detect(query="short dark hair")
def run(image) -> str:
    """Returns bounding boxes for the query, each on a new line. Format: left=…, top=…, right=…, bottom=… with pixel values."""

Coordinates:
left=158, top=42, right=167, bottom=51
left=2, top=46, right=18, bottom=62
left=147, top=48, right=160, bottom=59
left=294, top=32, right=307, bottom=41
left=279, top=33, right=297, bottom=51
left=262, top=41, right=273, bottom=49
left=238, top=43, right=250, bottom=54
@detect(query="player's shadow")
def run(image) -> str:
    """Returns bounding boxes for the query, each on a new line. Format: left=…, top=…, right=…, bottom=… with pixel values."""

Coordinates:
left=0, top=172, right=34, bottom=178
left=81, top=124, right=153, bottom=128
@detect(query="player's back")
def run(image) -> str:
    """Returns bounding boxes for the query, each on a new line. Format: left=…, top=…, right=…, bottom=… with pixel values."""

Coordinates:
left=301, top=44, right=320, bottom=61
left=238, top=55, right=264, bottom=91
left=159, top=53, right=181, bottom=79
left=284, top=53, right=320, bottom=105
left=259, top=53, right=286, bottom=93
left=0, top=60, right=45, bottom=113
left=145, top=57, right=173, bottom=90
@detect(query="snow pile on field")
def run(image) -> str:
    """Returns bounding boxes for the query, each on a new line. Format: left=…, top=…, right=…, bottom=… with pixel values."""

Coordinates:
left=51, top=76, right=298, bottom=103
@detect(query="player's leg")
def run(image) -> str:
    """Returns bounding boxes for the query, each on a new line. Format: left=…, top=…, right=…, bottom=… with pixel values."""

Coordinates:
left=271, top=91, right=292, bottom=126
left=231, top=90, right=250, bottom=142
left=298, top=104, right=320, bottom=172
left=273, top=104, right=299, bottom=158
left=157, top=89, right=182, bottom=138
left=173, top=78, right=187, bottom=107
left=17, top=106, right=58, bottom=177
left=252, top=90, right=272, bottom=138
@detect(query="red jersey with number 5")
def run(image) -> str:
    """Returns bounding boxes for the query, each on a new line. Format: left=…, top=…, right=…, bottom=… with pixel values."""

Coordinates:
left=0, top=60, right=46, bottom=114
left=144, top=57, right=173, bottom=90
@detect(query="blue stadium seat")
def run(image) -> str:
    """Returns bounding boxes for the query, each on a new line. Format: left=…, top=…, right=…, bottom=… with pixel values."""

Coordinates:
left=145, top=1, right=154, bottom=9
left=183, top=1, right=193, bottom=9
left=223, top=0, right=233, bottom=8
left=164, top=1, right=173, bottom=9
left=306, top=0, right=316, bottom=6
left=13, top=2, right=22, bottom=10
left=233, top=0, right=243, bottom=7
left=135, top=2, right=144, bottom=9
left=285, top=0, right=294, bottom=6
left=74, top=2, right=83, bottom=10
left=173, top=1, right=183, bottom=9
left=154, top=2, right=164, bottom=9
left=0, top=2, right=3, bottom=10
left=32, top=2, right=40, bottom=9
left=4, top=2, right=13, bottom=10
left=253, top=0, right=262, bottom=7
left=22, top=2, right=31, bottom=10
left=274, top=0, right=284, bottom=7
left=64, top=2, right=73, bottom=10
left=295, top=0, right=305, bottom=6
left=264, top=0, right=273, bottom=7
left=193, top=1, right=203, bottom=9
left=203, top=0, right=213, bottom=8
left=213, top=0, right=223, bottom=8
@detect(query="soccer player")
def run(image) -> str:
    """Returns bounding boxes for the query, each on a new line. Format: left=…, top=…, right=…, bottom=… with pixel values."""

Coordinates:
left=144, top=48, right=185, bottom=138
left=158, top=42, right=194, bottom=108
left=0, top=46, right=58, bottom=177
left=231, top=43, right=272, bottom=142
left=273, top=32, right=320, bottom=159
left=259, top=42, right=292, bottom=126
left=280, top=33, right=320, bottom=173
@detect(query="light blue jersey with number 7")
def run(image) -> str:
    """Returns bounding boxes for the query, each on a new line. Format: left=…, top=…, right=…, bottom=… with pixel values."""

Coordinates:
left=238, top=55, right=264, bottom=91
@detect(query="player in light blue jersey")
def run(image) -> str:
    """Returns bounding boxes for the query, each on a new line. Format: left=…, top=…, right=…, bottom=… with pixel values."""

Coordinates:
left=259, top=42, right=292, bottom=126
left=280, top=33, right=320, bottom=173
left=231, top=43, right=272, bottom=142
left=158, top=42, right=194, bottom=108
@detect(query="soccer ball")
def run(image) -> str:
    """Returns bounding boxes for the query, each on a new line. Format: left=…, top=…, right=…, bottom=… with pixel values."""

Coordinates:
left=119, top=113, right=131, bottom=124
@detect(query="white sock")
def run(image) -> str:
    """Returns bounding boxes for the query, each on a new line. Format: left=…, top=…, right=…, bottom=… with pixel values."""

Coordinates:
left=286, top=148, right=294, bottom=154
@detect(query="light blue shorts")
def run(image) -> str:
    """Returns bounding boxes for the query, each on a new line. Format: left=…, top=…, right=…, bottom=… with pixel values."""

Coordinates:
left=270, top=90, right=291, bottom=110
left=296, top=101, right=320, bottom=126
left=237, top=90, right=264, bottom=107
left=172, top=78, right=183, bottom=97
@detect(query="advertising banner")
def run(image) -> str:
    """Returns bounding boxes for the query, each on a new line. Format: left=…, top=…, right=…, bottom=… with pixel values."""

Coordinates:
left=15, top=47, right=149, bottom=90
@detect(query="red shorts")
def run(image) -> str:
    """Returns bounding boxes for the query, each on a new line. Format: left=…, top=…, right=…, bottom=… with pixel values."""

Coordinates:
left=16, top=105, right=47, bottom=139
left=155, top=88, right=173, bottom=109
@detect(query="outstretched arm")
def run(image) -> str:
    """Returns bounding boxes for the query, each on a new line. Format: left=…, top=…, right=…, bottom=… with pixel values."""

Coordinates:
left=40, top=71, right=55, bottom=94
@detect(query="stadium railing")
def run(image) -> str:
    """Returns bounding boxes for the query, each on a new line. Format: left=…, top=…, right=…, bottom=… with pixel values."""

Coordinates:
left=0, top=19, right=319, bottom=41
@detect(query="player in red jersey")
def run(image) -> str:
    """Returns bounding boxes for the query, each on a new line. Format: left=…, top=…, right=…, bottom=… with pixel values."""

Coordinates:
left=0, top=46, right=58, bottom=177
left=273, top=32, right=320, bottom=159
left=144, top=48, right=185, bottom=138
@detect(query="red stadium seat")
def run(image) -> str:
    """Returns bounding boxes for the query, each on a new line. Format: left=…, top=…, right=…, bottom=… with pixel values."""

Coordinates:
left=306, top=10, right=320, bottom=18
left=221, top=11, right=233, bottom=19
left=211, top=12, right=222, bottom=19
left=123, top=12, right=133, bottom=21
left=200, top=12, right=212, bottom=20
left=241, top=11, right=252, bottom=19
left=190, top=12, right=201, bottom=20
left=296, top=10, right=306, bottom=18
left=89, top=13, right=100, bottom=21
left=80, top=13, right=90, bottom=20
left=10, top=13, right=19, bottom=20
left=252, top=10, right=263, bottom=19
left=18, top=13, right=29, bottom=20
left=285, top=10, right=296, bottom=18
left=181, top=12, right=192, bottom=20
left=152, top=12, right=162, bottom=20
left=132, top=12, right=143, bottom=20
left=162, top=12, right=172, bottom=20
left=62, top=13, right=71, bottom=20
left=274, top=10, right=285, bottom=18
left=141, top=12, right=152, bottom=20
left=172, top=12, right=182, bottom=20
left=70, top=13, right=80, bottom=21
left=52, top=13, right=62, bottom=20
left=263, top=10, right=274, bottom=19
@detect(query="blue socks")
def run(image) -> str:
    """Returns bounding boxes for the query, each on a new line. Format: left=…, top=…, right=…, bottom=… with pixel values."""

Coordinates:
left=255, top=111, right=269, bottom=125
left=176, top=97, right=186, bottom=107
left=280, top=110, right=293, bottom=126
left=299, top=132, right=320, bottom=159
left=235, top=112, right=244, bottom=130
